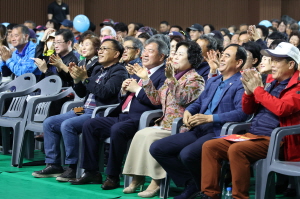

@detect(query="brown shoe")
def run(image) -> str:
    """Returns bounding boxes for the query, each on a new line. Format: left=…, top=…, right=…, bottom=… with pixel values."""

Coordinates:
left=101, top=176, right=120, bottom=190
left=35, top=133, right=44, bottom=142
left=69, top=171, right=102, bottom=185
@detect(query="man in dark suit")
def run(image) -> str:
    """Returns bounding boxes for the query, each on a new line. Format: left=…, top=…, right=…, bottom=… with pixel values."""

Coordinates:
left=150, top=44, right=249, bottom=199
left=69, top=38, right=168, bottom=189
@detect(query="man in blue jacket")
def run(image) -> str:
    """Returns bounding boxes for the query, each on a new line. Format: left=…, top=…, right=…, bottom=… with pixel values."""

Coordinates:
left=150, top=44, right=249, bottom=199
left=0, top=24, right=41, bottom=78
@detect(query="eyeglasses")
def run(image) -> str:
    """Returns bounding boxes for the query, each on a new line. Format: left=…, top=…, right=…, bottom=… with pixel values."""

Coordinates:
left=98, top=47, right=116, bottom=52
left=53, top=41, right=67, bottom=45
left=124, top=46, right=137, bottom=51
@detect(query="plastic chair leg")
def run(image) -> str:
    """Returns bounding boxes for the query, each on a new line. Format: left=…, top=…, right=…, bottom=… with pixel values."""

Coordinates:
left=25, top=131, right=34, bottom=159
left=1, top=127, right=11, bottom=154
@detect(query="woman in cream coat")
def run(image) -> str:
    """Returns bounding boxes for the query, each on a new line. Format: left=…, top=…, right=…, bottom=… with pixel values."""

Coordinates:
left=122, top=41, right=205, bottom=197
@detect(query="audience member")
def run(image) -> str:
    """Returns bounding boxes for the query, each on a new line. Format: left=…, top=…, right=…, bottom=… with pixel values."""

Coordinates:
left=239, top=24, right=248, bottom=32
left=69, top=38, right=168, bottom=189
left=278, top=20, right=288, bottom=36
left=228, top=25, right=237, bottom=34
left=267, top=31, right=288, bottom=47
left=99, top=19, right=115, bottom=28
left=32, top=39, right=128, bottom=181
left=5, top=23, right=17, bottom=50
left=220, top=28, right=230, bottom=36
left=169, top=25, right=183, bottom=33
left=241, top=41, right=262, bottom=70
left=286, top=23, right=300, bottom=38
left=34, top=29, right=78, bottom=86
left=151, top=44, right=248, bottom=199
left=24, top=20, right=36, bottom=30
left=128, top=23, right=144, bottom=37
left=289, top=31, right=300, bottom=49
left=136, top=27, right=153, bottom=38
left=186, top=23, right=204, bottom=41
left=100, top=26, right=116, bottom=42
left=159, top=21, right=170, bottom=34
left=121, top=36, right=143, bottom=66
left=48, top=0, right=70, bottom=23
left=46, top=19, right=60, bottom=31
left=122, top=41, right=205, bottom=197
left=0, top=24, right=40, bottom=77
left=201, top=42, right=300, bottom=199
left=271, top=19, right=280, bottom=28
left=230, top=33, right=239, bottom=44
left=169, top=32, right=185, bottom=58
left=238, top=31, right=250, bottom=45
left=60, top=19, right=73, bottom=30
left=0, top=25, right=12, bottom=82
left=223, top=33, right=232, bottom=48
left=137, top=33, right=150, bottom=46
left=114, top=22, right=128, bottom=39
left=256, top=25, right=269, bottom=41
left=203, top=24, right=215, bottom=34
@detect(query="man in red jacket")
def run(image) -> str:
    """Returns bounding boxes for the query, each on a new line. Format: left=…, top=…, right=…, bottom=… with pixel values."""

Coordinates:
left=200, top=42, right=300, bottom=199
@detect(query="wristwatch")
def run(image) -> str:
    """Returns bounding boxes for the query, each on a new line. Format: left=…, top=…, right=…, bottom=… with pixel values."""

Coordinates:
left=82, top=78, right=90, bottom=85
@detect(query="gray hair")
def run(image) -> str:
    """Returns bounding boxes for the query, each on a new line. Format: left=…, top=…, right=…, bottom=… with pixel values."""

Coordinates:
left=13, top=24, right=30, bottom=36
left=124, top=36, right=143, bottom=57
left=150, top=34, right=170, bottom=50
left=199, top=35, right=218, bottom=51
left=100, top=26, right=116, bottom=37
left=145, top=38, right=169, bottom=58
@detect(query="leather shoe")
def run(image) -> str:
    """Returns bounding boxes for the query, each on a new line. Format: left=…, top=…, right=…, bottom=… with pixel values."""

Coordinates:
left=69, top=171, right=102, bottom=185
left=101, top=176, right=120, bottom=190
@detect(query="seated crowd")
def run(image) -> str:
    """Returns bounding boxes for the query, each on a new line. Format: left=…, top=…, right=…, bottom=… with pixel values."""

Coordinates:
left=1, top=15, right=300, bottom=199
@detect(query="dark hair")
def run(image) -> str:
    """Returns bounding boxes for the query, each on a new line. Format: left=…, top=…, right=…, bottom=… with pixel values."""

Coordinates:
left=101, top=39, right=124, bottom=59
left=289, top=31, right=300, bottom=49
left=13, top=24, right=30, bottom=36
left=88, top=22, right=96, bottom=32
left=24, top=20, right=36, bottom=29
left=271, top=19, right=280, bottom=24
left=124, top=36, right=143, bottom=57
left=0, top=25, right=8, bottom=47
left=170, top=25, right=183, bottom=31
left=268, top=31, right=288, bottom=41
left=228, top=25, right=237, bottom=33
left=46, top=20, right=60, bottom=31
left=114, top=22, right=128, bottom=33
left=239, top=31, right=248, bottom=36
left=160, top=21, right=169, bottom=26
left=268, top=26, right=277, bottom=33
left=130, top=23, right=144, bottom=31
left=224, top=44, right=247, bottom=68
left=83, top=35, right=101, bottom=55
left=78, top=30, right=98, bottom=44
left=203, top=24, right=215, bottom=32
left=220, top=28, right=230, bottom=35
left=242, top=41, right=262, bottom=67
left=7, top=23, right=17, bottom=30
left=150, top=27, right=158, bottom=35
left=55, top=29, right=74, bottom=46
left=278, top=20, right=287, bottom=28
left=256, top=25, right=269, bottom=40
left=138, top=32, right=151, bottom=40
left=199, top=35, right=218, bottom=51
left=269, top=39, right=286, bottom=49
left=170, top=36, right=185, bottom=43
left=176, top=40, right=203, bottom=68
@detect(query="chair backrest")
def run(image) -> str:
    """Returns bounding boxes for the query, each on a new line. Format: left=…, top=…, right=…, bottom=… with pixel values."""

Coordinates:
left=3, top=75, right=62, bottom=118
left=0, top=73, right=36, bottom=92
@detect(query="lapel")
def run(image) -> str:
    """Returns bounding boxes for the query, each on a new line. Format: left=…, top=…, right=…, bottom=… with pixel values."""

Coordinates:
left=214, top=72, right=241, bottom=107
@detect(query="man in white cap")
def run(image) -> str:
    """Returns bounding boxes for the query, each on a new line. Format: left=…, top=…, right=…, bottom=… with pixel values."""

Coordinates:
left=200, top=42, right=300, bottom=199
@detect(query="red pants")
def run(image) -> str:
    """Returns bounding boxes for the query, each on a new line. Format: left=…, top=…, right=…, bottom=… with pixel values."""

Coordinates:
left=201, top=133, right=270, bottom=199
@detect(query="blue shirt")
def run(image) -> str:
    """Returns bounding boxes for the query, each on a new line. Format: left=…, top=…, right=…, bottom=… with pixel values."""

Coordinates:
left=204, top=75, right=235, bottom=123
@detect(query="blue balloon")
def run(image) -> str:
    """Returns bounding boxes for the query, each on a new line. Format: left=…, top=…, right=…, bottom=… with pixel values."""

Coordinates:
left=258, top=20, right=272, bottom=28
left=1, top=22, right=10, bottom=27
left=73, top=15, right=90, bottom=33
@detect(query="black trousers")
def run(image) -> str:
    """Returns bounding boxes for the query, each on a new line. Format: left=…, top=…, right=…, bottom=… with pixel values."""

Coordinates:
left=81, top=113, right=139, bottom=176
left=150, top=123, right=215, bottom=188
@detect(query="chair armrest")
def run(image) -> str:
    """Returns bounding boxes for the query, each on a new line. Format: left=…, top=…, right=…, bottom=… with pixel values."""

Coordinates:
left=138, top=109, right=163, bottom=130
left=268, top=125, right=300, bottom=163
left=227, top=123, right=251, bottom=135
left=171, top=117, right=183, bottom=135
left=104, top=107, right=117, bottom=117
left=60, top=101, right=84, bottom=114
left=220, top=122, right=239, bottom=136
left=91, top=104, right=119, bottom=118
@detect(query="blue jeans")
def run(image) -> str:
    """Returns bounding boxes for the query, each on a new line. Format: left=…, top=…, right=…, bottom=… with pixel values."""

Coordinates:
left=43, top=109, right=93, bottom=164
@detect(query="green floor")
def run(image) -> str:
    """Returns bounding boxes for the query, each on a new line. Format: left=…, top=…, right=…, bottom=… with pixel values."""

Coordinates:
left=0, top=151, right=296, bottom=199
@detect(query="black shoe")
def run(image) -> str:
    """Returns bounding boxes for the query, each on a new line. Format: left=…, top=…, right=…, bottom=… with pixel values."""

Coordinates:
left=56, top=168, right=76, bottom=182
left=69, top=171, right=102, bottom=185
left=32, top=164, right=64, bottom=178
left=174, top=182, right=199, bottom=199
left=283, top=188, right=297, bottom=197
left=101, top=176, right=120, bottom=190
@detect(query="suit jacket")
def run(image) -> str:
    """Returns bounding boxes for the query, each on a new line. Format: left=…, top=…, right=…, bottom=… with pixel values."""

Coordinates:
left=186, top=72, right=248, bottom=136
left=108, top=64, right=166, bottom=122
left=143, top=69, right=205, bottom=132
left=73, top=63, right=129, bottom=107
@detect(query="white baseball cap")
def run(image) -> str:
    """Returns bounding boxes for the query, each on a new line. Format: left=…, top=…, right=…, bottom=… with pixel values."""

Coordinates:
left=261, top=42, right=300, bottom=64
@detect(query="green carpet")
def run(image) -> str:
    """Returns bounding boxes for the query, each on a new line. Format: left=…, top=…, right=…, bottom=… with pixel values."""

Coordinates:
left=0, top=151, right=296, bottom=199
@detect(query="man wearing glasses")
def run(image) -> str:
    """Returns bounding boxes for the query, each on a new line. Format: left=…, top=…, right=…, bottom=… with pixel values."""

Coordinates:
left=33, top=29, right=78, bottom=87
left=69, top=38, right=167, bottom=190
left=32, top=39, right=128, bottom=182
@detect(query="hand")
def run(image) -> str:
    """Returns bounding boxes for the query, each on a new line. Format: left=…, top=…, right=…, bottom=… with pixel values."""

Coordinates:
left=183, top=111, right=192, bottom=128
left=41, top=28, right=55, bottom=42
left=125, top=64, right=136, bottom=75
left=49, top=54, right=64, bottom=70
left=32, top=58, right=47, bottom=73
left=125, top=78, right=141, bottom=93
left=247, top=25, right=261, bottom=41
left=165, top=60, right=175, bottom=79
left=121, top=78, right=134, bottom=94
left=205, top=50, right=219, bottom=73
left=240, top=69, right=263, bottom=93
left=0, top=47, right=12, bottom=61
left=69, top=63, right=88, bottom=83
left=115, top=35, right=124, bottom=44
left=131, top=64, right=149, bottom=80
left=187, top=114, right=213, bottom=127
